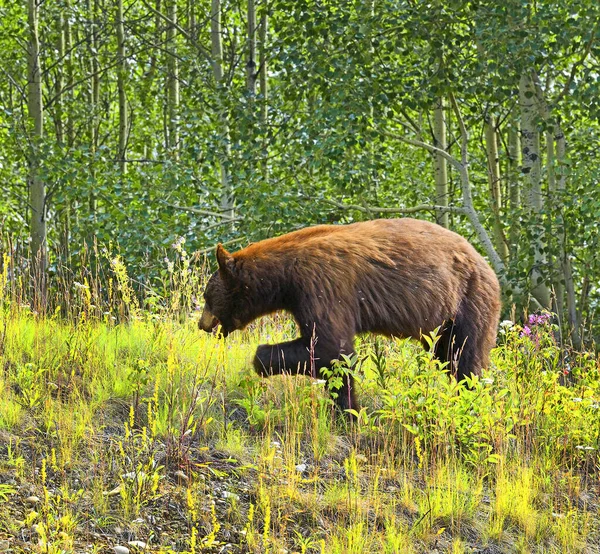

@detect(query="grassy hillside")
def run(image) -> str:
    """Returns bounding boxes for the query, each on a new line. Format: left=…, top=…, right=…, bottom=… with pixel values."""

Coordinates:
left=0, top=278, right=599, bottom=553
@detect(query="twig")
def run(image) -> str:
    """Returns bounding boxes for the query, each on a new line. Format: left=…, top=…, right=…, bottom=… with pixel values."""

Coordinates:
left=192, top=237, right=245, bottom=259
left=322, top=197, right=466, bottom=216
left=203, top=217, right=243, bottom=231
left=381, top=128, right=464, bottom=174
left=449, top=91, right=469, bottom=167
left=161, top=201, right=237, bottom=219
left=140, top=0, right=214, bottom=66
left=555, top=20, right=598, bottom=105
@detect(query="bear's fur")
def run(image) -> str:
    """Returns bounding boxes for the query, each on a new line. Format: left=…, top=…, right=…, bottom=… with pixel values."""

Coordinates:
left=199, top=218, right=501, bottom=412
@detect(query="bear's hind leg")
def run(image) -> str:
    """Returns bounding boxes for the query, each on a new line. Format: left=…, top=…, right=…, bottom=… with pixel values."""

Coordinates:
left=450, top=319, right=483, bottom=382
left=424, top=316, right=483, bottom=382
left=449, top=303, right=496, bottom=382
left=427, top=319, right=455, bottom=374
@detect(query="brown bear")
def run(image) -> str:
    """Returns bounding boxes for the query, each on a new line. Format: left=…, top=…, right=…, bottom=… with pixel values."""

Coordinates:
left=198, top=218, right=501, bottom=413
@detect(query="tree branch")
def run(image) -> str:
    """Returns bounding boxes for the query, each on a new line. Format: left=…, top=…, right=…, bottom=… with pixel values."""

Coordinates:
left=555, top=20, right=598, bottom=105
left=192, top=237, right=245, bottom=259
left=203, top=217, right=243, bottom=231
left=449, top=91, right=469, bottom=167
left=382, top=98, right=504, bottom=276
left=161, top=201, right=237, bottom=219
left=380, top=129, right=465, bottom=173
left=322, top=197, right=467, bottom=216
left=140, top=0, right=214, bottom=66
left=45, top=43, right=151, bottom=108
left=396, top=109, right=422, bottom=136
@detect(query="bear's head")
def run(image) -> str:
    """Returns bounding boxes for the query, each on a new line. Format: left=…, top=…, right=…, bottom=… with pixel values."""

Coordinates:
left=198, top=244, right=252, bottom=337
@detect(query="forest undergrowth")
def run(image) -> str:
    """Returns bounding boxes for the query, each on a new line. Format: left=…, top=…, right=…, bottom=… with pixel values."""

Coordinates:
left=0, top=254, right=599, bottom=553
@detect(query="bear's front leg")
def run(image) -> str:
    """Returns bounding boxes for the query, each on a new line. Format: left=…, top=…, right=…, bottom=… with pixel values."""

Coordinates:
left=253, top=337, right=359, bottom=416
left=253, top=338, right=315, bottom=377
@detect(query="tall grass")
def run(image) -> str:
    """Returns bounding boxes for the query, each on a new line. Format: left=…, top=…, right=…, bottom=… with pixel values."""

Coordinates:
left=0, top=250, right=598, bottom=553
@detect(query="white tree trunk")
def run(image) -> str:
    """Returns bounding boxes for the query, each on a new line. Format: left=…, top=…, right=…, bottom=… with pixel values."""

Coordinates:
left=28, top=0, right=46, bottom=306
left=507, top=121, right=521, bottom=258
left=88, top=0, right=100, bottom=215
left=432, top=98, right=448, bottom=228
left=485, top=114, right=509, bottom=263
left=519, top=71, right=551, bottom=308
left=259, top=5, right=268, bottom=182
left=555, top=127, right=581, bottom=348
left=387, top=95, right=504, bottom=277
left=211, top=0, right=234, bottom=219
left=247, top=0, right=257, bottom=95
left=116, top=0, right=128, bottom=174
left=55, top=10, right=65, bottom=145
left=166, top=0, right=179, bottom=157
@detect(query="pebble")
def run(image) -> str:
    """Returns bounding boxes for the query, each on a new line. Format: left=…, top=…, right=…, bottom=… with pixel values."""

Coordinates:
left=128, top=540, right=147, bottom=549
left=295, top=463, right=307, bottom=473
left=104, top=486, right=122, bottom=497
left=174, top=470, right=189, bottom=482
left=24, top=496, right=40, bottom=505
left=113, top=546, right=130, bottom=554
left=122, top=471, right=146, bottom=480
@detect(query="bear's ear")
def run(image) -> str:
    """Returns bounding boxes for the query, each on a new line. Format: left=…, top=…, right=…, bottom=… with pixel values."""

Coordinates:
left=216, top=243, right=236, bottom=278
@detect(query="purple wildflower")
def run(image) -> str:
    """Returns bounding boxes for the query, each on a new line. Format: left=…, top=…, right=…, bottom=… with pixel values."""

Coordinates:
left=528, top=312, right=552, bottom=326
left=520, top=325, right=532, bottom=338
left=527, top=314, right=538, bottom=325
left=521, top=312, right=553, bottom=347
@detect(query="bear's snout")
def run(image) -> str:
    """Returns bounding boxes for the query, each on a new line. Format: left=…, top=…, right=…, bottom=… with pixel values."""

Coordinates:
left=198, top=307, right=220, bottom=333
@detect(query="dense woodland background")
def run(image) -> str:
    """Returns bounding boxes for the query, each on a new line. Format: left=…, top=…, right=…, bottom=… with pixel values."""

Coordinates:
left=1, top=0, right=600, bottom=345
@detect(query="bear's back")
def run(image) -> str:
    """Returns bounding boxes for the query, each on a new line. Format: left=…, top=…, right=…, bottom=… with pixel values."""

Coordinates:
left=237, top=218, right=485, bottom=275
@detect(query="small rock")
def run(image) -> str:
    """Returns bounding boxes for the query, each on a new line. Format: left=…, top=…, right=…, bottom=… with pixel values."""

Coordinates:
left=174, top=470, right=189, bottom=482
left=104, top=486, right=122, bottom=497
left=222, top=491, right=240, bottom=500
left=122, top=471, right=146, bottom=481
left=113, top=546, right=130, bottom=554
left=295, top=463, right=307, bottom=473
left=128, top=540, right=147, bottom=549
left=24, top=496, right=40, bottom=505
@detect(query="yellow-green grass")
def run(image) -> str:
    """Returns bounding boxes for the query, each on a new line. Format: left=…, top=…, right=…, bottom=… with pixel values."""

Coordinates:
left=0, top=303, right=599, bottom=553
